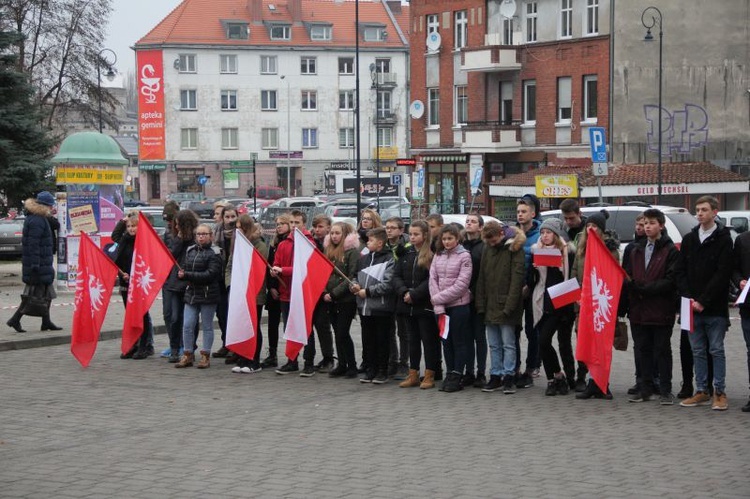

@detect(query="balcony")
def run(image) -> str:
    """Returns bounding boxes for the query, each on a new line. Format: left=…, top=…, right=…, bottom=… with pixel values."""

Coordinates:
left=460, top=34, right=521, bottom=73
left=461, top=120, right=522, bottom=153
left=370, top=72, right=397, bottom=87
left=372, top=111, right=397, bottom=125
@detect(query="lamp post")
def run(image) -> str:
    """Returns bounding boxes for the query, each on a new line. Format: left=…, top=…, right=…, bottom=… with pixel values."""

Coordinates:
left=96, top=48, right=117, bottom=133
left=355, top=0, right=362, bottom=224
left=370, top=63, right=381, bottom=209
left=280, top=75, right=291, bottom=195
left=641, top=6, right=663, bottom=204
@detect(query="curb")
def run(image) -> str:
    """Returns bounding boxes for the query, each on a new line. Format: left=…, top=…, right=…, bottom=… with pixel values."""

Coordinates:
left=0, top=325, right=169, bottom=352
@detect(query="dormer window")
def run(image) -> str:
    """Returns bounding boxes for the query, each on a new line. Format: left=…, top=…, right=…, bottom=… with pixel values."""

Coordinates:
left=306, top=22, right=332, bottom=41
left=266, top=22, right=291, bottom=41
left=360, top=23, right=387, bottom=42
left=221, top=20, right=249, bottom=40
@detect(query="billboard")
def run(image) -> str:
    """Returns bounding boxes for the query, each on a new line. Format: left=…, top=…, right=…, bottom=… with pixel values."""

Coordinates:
left=137, top=50, right=166, bottom=160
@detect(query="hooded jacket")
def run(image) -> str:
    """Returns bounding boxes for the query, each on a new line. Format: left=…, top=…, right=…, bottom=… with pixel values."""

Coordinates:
left=462, top=236, right=485, bottom=297
left=392, top=244, right=433, bottom=316
left=273, top=228, right=315, bottom=302
left=164, top=236, right=193, bottom=293
left=475, top=227, right=526, bottom=325
left=429, top=244, right=472, bottom=314
left=352, top=248, right=395, bottom=316
left=324, top=232, right=360, bottom=303
left=182, top=241, right=223, bottom=305
left=21, top=198, right=54, bottom=285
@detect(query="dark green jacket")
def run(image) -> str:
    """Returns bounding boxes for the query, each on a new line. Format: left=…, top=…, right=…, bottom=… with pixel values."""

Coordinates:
left=475, top=227, right=526, bottom=326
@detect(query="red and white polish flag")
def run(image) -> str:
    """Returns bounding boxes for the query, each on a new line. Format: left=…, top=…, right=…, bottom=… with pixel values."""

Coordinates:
left=226, top=230, right=267, bottom=360
left=533, top=247, right=563, bottom=267
left=680, top=297, right=694, bottom=332
left=437, top=313, right=450, bottom=340
left=283, top=229, right=334, bottom=360
left=548, top=278, right=581, bottom=309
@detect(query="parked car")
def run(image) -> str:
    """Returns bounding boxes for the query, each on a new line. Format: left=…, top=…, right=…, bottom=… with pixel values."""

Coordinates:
left=717, top=211, right=750, bottom=233
left=218, top=197, right=249, bottom=207
left=0, top=217, right=24, bottom=256
left=440, top=213, right=502, bottom=228
left=248, top=185, right=287, bottom=200
left=179, top=199, right=217, bottom=218
left=166, top=192, right=204, bottom=203
left=126, top=206, right=168, bottom=236
left=123, top=198, right=148, bottom=207
left=237, top=199, right=275, bottom=219
left=540, top=205, right=698, bottom=250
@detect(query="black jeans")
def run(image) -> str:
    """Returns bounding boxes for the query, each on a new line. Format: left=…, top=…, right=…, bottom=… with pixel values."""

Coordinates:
left=168, top=290, right=186, bottom=351
left=265, top=295, right=282, bottom=357
left=217, top=284, right=229, bottom=346
left=120, top=290, right=152, bottom=351
left=280, top=301, right=315, bottom=365
left=389, top=314, right=409, bottom=366
left=441, top=304, right=472, bottom=374
left=407, top=313, right=440, bottom=372
left=466, top=305, right=487, bottom=376
left=515, top=296, right=540, bottom=373
left=538, top=313, right=575, bottom=381
left=312, top=299, right=334, bottom=360
left=361, top=314, right=391, bottom=375
left=632, top=324, right=673, bottom=395
left=329, top=301, right=357, bottom=370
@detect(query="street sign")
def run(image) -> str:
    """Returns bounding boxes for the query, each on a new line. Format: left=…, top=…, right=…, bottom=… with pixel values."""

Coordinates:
left=390, top=173, right=403, bottom=185
left=417, top=168, right=424, bottom=188
left=230, top=160, right=254, bottom=166
left=197, top=175, right=209, bottom=186
left=227, top=168, right=254, bottom=173
left=592, top=163, right=609, bottom=177
left=589, top=127, right=607, bottom=163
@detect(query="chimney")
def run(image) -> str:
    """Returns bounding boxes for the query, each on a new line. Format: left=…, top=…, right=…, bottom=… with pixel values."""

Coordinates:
left=288, top=0, right=302, bottom=22
left=386, top=0, right=401, bottom=15
left=247, top=0, right=263, bottom=22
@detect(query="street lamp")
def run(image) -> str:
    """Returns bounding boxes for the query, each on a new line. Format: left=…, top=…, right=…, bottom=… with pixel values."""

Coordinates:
left=96, top=48, right=117, bottom=133
left=369, top=63, right=381, bottom=209
left=280, top=75, right=291, bottom=195
left=641, top=6, right=663, bottom=204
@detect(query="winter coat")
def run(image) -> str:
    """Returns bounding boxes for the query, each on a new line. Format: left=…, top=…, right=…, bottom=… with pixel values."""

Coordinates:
left=462, top=236, right=485, bottom=297
left=530, top=241, right=576, bottom=327
left=519, top=219, right=541, bottom=269
left=475, top=227, right=526, bottom=325
left=182, top=241, right=223, bottom=305
left=111, top=231, right=136, bottom=294
left=429, top=245, right=472, bottom=314
left=732, top=231, right=750, bottom=311
left=675, top=222, right=733, bottom=318
left=164, top=236, right=193, bottom=293
left=627, top=235, right=679, bottom=326
left=352, top=248, right=395, bottom=316
left=571, top=230, right=621, bottom=284
left=21, top=198, right=54, bottom=285
left=324, top=232, right=360, bottom=303
left=392, top=245, right=433, bottom=316
left=225, top=236, right=269, bottom=306
left=273, top=229, right=315, bottom=302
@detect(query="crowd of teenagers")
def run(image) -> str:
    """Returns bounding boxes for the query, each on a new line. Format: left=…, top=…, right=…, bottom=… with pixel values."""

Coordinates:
left=108, top=193, right=750, bottom=412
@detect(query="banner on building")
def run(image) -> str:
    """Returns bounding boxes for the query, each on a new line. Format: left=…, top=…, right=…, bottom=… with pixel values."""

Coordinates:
left=137, top=50, right=166, bottom=160
left=535, top=174, right=579, bottom=198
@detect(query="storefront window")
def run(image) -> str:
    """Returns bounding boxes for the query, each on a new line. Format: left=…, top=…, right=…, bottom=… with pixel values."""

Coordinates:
left=177, top=168, right=203, bottom=193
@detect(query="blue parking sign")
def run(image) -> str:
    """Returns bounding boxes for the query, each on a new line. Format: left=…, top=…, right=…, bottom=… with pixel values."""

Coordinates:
left=589, top=127, right=607, bottom=163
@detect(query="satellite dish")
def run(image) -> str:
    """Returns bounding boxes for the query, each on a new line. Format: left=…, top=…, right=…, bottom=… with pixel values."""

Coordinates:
left=426, top=32, right=441, bottom=52
left=500, top=0, right=516, bottom=19
left=409, top=100, right=425, bottom=119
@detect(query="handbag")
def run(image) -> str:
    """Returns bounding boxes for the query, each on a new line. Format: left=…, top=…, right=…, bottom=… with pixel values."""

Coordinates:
left=19, top=285, right=51, bottom=317
left=613, top=318, right=628, bottom=351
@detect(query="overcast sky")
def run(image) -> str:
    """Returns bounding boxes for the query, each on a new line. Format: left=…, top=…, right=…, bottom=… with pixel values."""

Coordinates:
left=104, top=0, right=183, bottom=76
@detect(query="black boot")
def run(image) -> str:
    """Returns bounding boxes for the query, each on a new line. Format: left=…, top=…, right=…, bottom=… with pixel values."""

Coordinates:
left=41, top=313, right=62, bottom=331
left=7, top=311, right=26, bottom=333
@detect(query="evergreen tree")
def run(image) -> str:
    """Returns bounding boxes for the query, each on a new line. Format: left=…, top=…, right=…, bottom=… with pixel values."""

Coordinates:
left=0, top=30, right=54, bottom=212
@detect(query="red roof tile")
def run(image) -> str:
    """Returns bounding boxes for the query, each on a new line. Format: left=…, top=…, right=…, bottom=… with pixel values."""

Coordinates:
left=490, top=162, right=750, bottom=187
left=136, top=0, right=409, bottom=48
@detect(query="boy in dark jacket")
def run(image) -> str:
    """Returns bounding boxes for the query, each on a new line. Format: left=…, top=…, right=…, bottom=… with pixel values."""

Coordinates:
left=626, top=209, right=680, bottom=405
left=732, top=229, right=750, bottom=412
left=351, top=227, right=395, bottom=384
left=462, top=214, right=487, bottom=388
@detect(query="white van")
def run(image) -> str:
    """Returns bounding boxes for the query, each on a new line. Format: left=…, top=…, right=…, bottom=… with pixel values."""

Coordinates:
left=717, top=211, right=750, bottom=233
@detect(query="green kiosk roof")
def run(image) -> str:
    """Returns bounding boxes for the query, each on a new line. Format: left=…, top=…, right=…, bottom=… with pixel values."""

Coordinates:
left=52, top=132, right=129, bottom=165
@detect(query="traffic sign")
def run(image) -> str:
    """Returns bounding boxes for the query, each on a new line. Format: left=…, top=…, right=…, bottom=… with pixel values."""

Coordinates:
left=197, top=175, right=209, bottom=185
left=390, top=173, right=403, bottom=185
left=417, top=168, right=424, bottom=188
left=589, top=127, right=607, bottom=163
left=230, top=160, right=254, bottom=167
left=592, top=163, right=609, bottom=177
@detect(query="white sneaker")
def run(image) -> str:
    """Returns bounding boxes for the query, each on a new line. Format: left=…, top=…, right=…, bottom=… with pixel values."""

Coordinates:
left=231, top=366, right=242, bottom=373
left=240, top=366, right=253, bottom=374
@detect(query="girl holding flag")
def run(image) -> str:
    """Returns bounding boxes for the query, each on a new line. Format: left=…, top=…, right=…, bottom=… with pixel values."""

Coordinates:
left=530, top=218, right=576, bottom=396
left=323, top=221, right=361, bottom=378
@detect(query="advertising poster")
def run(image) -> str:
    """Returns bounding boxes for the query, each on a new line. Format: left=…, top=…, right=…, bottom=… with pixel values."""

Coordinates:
left=66, top=185, right=124, bottom=234
left=137, top=50, right=166, bottom=160
left=64, top=235, right=101, bottom=289
left=342, top=177, right=397, bottom=197
left=69, top=204, right=98, bottom=233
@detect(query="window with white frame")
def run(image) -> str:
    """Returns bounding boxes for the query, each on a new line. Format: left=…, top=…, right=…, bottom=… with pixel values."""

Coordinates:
left=374, top=58, right=391, bottom=74
left=339, top=57, right=354, bottom=75
left=180, top=90, right=197, bottom=110
left=557, top=76, right=572, bottom=122
left=427, top=14, right=439, bottom=34
left=226, top=23, right=248, bottom=40
left=523, top=80, right=536, bottom=124
left=261, top=55, right=277, bottom=74
left=339, top=128, right=354, bottom=148
left=220, top=54, right=238, bottom=74
left=376, top=90, right=391, bottom=118
left=560, top=0, right=572, bottom=38
left=221, top=128, right=239, bottom=149
left=221, top=90, right=238, bottom=111
left=583, top=75, right=598, bottom=121
left=262, top=128, right=278, bottom=149
left=301, top=90, right=317, bottom=110
left=261, top=90, right=277, bottom=111
left=363, top=26, right=386, bottom=42
left=377, top=127, right=393, bottom=148
left=503, top=17, right=514, bottom=45
left=302, top=128, right=318, bottom=148
left=586, top=0, right=599, bottom=35
left=454, top=86, right=468, bottom=126
left=270, top=24, right=291, bottom=40
left=454, top=10, right=467, bottom=49
left=301, top=56, right=317, bottom=74
left=180, top=128, right=198, bottom=149
left=339, top=90, right=354, bottom=110
left=178, top=54, right=196, bottom=73
left=428, top=88, right=440, bottom=126
left=526, top=2, right=538, bottom=42
left=310, top=25, right=332, bottom=41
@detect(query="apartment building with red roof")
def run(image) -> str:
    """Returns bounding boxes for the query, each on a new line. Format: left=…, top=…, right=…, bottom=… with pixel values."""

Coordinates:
left=133, top=0, right=410, bottom=200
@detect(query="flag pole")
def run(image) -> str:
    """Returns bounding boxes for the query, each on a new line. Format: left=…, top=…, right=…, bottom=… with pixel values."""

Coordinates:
left=293, top=228, right=355, bottom=287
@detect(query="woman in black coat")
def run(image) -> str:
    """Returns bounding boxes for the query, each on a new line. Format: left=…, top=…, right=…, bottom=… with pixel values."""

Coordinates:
left=7, top=191, right=60, bottom=333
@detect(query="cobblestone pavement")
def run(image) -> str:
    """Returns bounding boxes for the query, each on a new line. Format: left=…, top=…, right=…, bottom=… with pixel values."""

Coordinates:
left=1, top=259, right=749, bottom=498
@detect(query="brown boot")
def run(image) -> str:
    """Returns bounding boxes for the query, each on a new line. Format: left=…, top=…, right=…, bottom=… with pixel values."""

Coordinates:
left=175, top=352, right=194, bottom=368
left=196, top=351, right=211, bottom=369
left=420, top=369, right=436, bottom=389
left=399, top=369, right=420, bottom=388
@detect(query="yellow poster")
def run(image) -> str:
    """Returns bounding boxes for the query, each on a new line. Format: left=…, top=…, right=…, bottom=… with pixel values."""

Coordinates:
left=68, top=204, right=99, bottom=233
left=56, top=166, right=125, bottom=185
left=535, top=174, right=578, bottom=198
